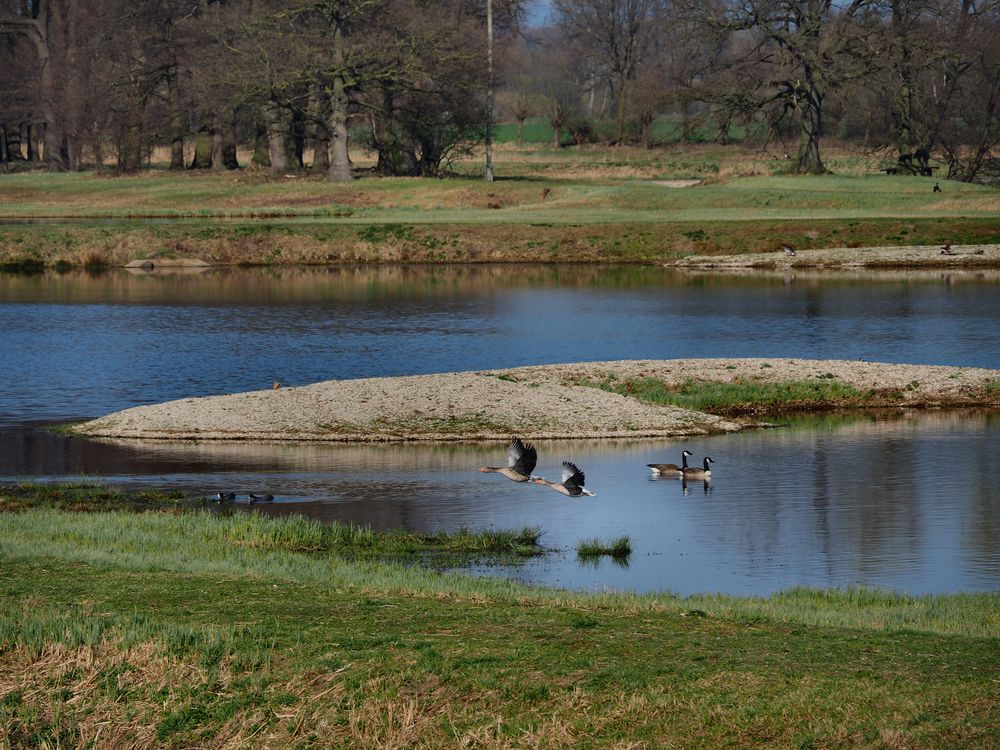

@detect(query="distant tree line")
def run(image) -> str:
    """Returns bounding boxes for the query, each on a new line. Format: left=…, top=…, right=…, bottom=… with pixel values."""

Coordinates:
left=2, top=0, right=999, bottom=181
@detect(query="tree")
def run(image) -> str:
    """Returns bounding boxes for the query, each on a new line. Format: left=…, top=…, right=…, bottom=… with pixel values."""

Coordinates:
left=690, top=0, right=881, bottom=173
left=555, top=0, right=653, bottom=143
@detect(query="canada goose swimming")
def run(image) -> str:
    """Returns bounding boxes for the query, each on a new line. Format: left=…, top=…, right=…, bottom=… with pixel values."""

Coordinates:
left=213, top=492, right=236, bottom=503
left=682, top=456, right=714, bottom=479
left=533, top=461, right=596, bottom=497
left=647, top=449, right=692, bottom=477
left=248, top=493, right=274, bottom=503
left=479, top=437, right=538, bottom=482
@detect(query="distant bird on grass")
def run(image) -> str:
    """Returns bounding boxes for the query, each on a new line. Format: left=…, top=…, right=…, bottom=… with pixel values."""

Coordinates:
left=941, top=243, right=955, bottom=255
left=781, top=244, right=796, bottom=257
left=479, top=437, right=538, bottom=482
left=933, top=182, right=942, bottom=193
left=647, top=450, right=692, bottom=477
left=533, top=461, right=596, bottom=497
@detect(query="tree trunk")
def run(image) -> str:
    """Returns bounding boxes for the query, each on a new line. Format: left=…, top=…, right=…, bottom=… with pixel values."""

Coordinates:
left=552, top=122, right=562, bottom=148
left=30, top=2, right=66, bottom=171
left=264, top=100, right=288, bottom=173
left=327, top=23, right=353, bottom=182
left=252, top=123, right=270, bottom=167
left=167, top=68, right=185, bottom=170
left=211, top=126, right=224, bottom=170
left=291, top=106, right=305, bottom=169
left=118, top=120, right=143, bottom=172
left=0, top=125, right=7, bottom=164
left=6, top=124, right=24, bottom=160
left=793, top=84, right=826, bottom=175
left=615, top=77, right=628, bottom=144
left=190, top=127, right=214, bottom=168
left=25, top=122, right=38, bottom=162
left=517, top=118, right=524, bottom=145
left=310, top=86, right=330, bottom=172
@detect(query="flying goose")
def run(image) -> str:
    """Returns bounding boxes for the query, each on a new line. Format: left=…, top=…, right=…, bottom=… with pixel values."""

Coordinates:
left=647, top=449, right=692, bottom=477
left=479, top=437, right=538, bottom=482
left=682, top=456, right=714, bottom=479
left=248, top=493, right=274, bottom=503
left=533, top=461, right=596, bottom=496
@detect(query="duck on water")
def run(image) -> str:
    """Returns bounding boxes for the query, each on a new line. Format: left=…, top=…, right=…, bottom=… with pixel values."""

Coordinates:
left=647, top=450, right=692, bottom=477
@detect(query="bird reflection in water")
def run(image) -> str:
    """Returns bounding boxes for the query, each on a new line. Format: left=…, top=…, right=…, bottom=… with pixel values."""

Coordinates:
left=682, top=478, right=712, bottom=496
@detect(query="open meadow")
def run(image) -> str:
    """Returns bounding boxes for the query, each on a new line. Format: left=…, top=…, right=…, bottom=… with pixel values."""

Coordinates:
left=2, top=142, right=1000, bottom=269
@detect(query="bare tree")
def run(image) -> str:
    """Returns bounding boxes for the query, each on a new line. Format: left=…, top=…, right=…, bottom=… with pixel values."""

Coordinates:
left=555, top=0, right=653, bottom=143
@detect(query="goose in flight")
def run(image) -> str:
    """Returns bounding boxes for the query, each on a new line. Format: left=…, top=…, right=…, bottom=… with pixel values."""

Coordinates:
left=533, top=461, right=596, bottom=496
left=479, top=437, right=538, bottom=482
left=647, top=449, right=692, bottom=477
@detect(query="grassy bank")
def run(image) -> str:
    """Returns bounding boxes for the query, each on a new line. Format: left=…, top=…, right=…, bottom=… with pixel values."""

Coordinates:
left=2, top=144, right=1000, bottom=269
left=0, top=483, right=542, bottom=557
left=576, top=375, right=899, bottom=415
left=0, top=504, right=997, bottom=747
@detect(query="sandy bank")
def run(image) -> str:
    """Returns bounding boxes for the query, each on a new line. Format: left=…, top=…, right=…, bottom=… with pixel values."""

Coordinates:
left=72, top=359, right=1000, bottom=443
left=674, top=244, right=1000, bottom=269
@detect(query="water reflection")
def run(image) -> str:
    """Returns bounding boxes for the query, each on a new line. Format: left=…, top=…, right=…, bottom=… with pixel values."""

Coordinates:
left=2, top=265, right=1000, bottom=426
left=3, top=411, right=998, bottom=596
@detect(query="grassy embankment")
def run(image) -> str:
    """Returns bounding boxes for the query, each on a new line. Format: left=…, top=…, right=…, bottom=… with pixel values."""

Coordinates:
left=576, top=375, right=942, bottom=416
left=2, top=143, right=1000, bottom=270
left=1, top=483, right=998, bottom=747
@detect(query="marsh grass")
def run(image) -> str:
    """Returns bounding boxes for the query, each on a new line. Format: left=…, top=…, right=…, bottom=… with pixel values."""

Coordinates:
left=0, top=481, right=194, bottom=513
left=576, top=536, right=632, bottom=559
left=579, top=375, right=868, bottom=414
left=222, top=511, right=543, bottom=557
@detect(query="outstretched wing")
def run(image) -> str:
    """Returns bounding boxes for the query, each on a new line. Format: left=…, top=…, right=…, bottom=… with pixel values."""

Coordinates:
left=560, top=461, right=586, bottom=493
left=508, top=438, right=537, bottom=475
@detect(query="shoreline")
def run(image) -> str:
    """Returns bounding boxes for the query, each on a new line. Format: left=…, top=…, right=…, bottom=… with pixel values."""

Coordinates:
left=72, top=358, right=1000, bottom=443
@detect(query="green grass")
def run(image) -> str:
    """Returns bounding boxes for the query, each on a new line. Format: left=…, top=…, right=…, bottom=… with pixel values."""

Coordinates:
left=579, top=375, right=870, bottom=415
left=0, top=505, right=997, bottom=746
left=0, top=482, right=542, bottom=558
left=576, top=536, right=633, bottom=559
left=2, top=155, right=1000, bottom=269
left=986, top=377, right=1000, bottom=398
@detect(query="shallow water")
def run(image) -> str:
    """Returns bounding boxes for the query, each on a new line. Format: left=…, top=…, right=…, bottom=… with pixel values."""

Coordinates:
left=1, top=265, right=998, bottom=595
left=3, top=411, right=998, bottom=596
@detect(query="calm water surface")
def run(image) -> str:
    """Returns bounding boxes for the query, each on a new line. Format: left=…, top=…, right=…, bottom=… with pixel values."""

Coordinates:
left=1, top=266, right=999, bottom=595
left=2, top=265, right=999, bottom=424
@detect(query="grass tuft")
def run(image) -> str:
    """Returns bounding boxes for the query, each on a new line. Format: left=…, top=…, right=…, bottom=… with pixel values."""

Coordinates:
left=576, top=536, right=632, bottom=558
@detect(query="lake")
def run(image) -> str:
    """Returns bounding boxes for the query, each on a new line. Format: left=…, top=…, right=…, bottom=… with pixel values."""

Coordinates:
left=1, top=265, right=998, bottom=595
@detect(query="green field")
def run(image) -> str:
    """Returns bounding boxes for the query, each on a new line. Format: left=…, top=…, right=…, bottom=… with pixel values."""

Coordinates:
left=1, top=142, right=998, bottom=269
left=1, top=492, right=998, bottom=747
